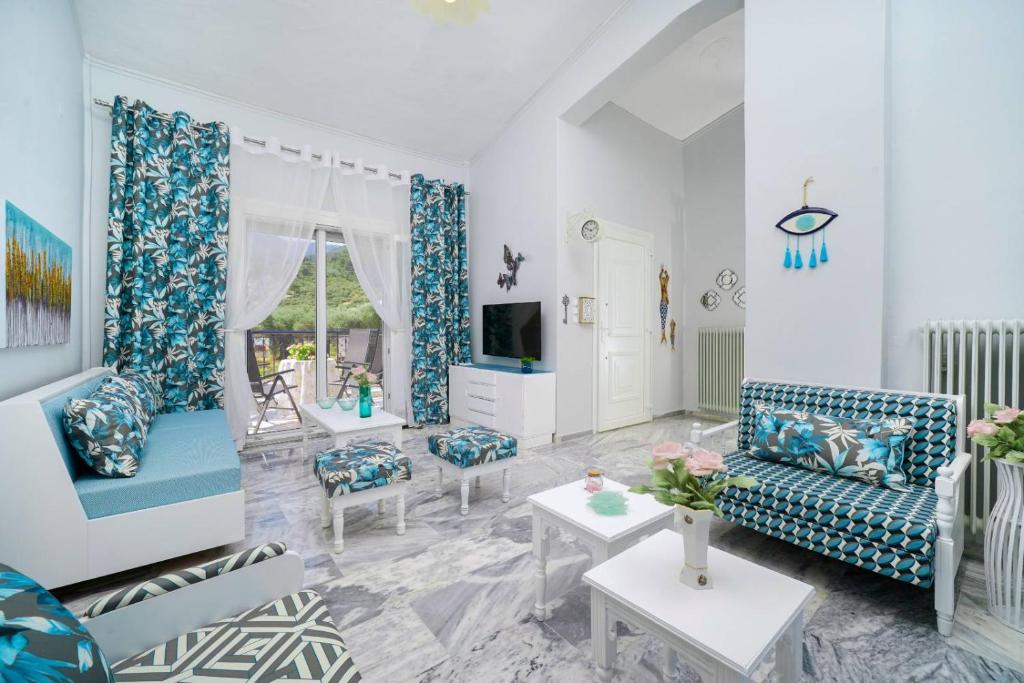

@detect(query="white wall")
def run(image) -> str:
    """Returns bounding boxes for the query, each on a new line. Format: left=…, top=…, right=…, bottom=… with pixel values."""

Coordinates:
left=470, top=0, right=741, bottom=438
left=744, top=0, right=887, bottom=388
left=556, top=104, right=686, bottom=436
left=82, top=59, right=469, bottom=367
left=0, top=0, right=84, bottom=399
left=678, top=106, right=745, bottom=410
left=883, top=0, right=1024, bottom=391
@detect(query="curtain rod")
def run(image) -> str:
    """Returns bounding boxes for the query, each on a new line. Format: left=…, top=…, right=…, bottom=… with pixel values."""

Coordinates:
left=92, top=97, right=459, bottom=189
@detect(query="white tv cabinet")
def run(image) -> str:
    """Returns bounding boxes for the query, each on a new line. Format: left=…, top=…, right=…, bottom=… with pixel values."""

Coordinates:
left=449, top=364, right=556, bottom=448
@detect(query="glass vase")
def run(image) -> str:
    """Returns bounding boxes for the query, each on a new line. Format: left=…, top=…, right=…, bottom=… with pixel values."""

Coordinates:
left=358, top=384, right=372, bottom=418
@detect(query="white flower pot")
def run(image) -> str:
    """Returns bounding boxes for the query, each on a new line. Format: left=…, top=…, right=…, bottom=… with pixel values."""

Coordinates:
left=986, top=459, right=1024, bottom=633
left=676, top=505, right=713, bottom=590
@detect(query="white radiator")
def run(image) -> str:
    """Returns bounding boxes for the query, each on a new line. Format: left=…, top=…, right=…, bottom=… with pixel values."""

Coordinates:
left=923, top=319, right=1024, bottom=535
left=698, top=327, right=745, bottom=417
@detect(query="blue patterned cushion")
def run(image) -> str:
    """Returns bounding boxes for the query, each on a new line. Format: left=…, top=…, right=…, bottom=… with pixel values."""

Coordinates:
left=0, top=562, right=115, bottom=681
left=63, top=387, right=149, bottom=479
left=109, top=370, right=162, bottom=416
left=428, top=426, right=518, bottom=468
left=738, top=381, right=960, bottom=487
left=751, top=406, right=910, bottom=490
left=720, top=452, right=938, bottom=586
left=314, top=441, right=411, bottom=498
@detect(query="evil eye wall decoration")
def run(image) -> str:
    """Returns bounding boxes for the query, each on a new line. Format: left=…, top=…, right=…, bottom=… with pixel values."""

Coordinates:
left=776, top=177, right=837, bottom=270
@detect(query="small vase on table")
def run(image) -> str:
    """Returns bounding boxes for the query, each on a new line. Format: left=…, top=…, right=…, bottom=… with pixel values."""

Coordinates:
left=358, top=384, right=372, bottom=418
left=630, top=441, right=757, bottom=591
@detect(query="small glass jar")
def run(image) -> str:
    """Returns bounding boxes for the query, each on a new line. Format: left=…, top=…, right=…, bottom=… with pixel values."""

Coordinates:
left=584, top=468, right=604, bottom=493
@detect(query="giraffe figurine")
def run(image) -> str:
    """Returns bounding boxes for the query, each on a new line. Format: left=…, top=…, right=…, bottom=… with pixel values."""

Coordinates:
left=658, top=266, right=670, bottom=344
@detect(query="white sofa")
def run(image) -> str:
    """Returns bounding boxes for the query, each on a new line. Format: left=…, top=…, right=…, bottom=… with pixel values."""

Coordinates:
left=0, top=367, right=245, bottom=588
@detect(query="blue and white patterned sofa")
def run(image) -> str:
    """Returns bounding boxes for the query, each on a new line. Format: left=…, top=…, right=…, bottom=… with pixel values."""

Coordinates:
left=0, top=368, right=245, bottom=588
left=692, top=379, right=970, bottom=636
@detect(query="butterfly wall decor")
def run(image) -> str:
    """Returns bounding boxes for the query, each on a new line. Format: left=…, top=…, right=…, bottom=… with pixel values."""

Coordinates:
left=497, top=244, right=525, bottom=291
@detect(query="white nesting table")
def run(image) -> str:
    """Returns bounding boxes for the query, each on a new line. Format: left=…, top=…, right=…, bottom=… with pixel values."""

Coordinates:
left=528, top=478, right=675, bottom=621
left=300, top=403, right=404, bottom=455
left=584, top=529, right=814, bottom=683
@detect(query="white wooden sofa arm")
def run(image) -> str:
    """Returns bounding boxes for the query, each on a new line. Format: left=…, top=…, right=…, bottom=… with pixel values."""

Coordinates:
left=935, top=451, right=972, bottom=497
left=690, top=420, right=739, bottom=446
left=933, top=450, right=972, bottom=638
left=83, top=547, right=304, bottom=663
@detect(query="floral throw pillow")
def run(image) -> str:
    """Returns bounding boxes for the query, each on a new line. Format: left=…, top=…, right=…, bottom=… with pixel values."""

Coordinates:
left=0, top=562, right=115, bottom=681
left=751, top=405, right=911, bottom=490
left=63, top=391, right=148, bottom=478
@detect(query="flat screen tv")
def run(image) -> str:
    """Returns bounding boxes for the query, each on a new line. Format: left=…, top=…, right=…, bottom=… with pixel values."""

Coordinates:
left=482, top=302, right=541, bottom=360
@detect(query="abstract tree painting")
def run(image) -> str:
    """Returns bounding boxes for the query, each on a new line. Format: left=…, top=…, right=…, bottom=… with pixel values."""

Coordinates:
left=2, top=201, right=71, bottom=347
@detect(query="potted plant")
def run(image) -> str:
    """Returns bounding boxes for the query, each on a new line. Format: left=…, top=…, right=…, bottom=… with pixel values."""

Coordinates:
left=520, top=356, right=536, bottom=374
left=350, top=366, right=378, bottom=418
left=287, top=341, right=315, bottom=361
left=630, top=442, right=756, bottom=589
left=968, top=404, right=1024, bottom=633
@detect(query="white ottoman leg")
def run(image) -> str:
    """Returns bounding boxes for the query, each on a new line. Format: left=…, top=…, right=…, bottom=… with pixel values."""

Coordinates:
left=460, top=476, right=470, bottom=516
left=320, top=491, right=331, bottom=529
left=378, top=499, right=386, bottom=515
left=396, top=492, right=406, bottom=536
left=502, top=468, right=511, bottom=503
left=436, top=466, right=443, bottom=495
left=332, top=505, right=345, bottom=554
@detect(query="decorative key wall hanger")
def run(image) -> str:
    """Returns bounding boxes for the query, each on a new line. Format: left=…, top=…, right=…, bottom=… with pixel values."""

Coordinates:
left=776, top=177, right=838, bottom=270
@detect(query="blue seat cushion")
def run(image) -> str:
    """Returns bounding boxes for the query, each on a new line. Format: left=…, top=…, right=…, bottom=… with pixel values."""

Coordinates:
left=720, top=452, right=938, bottom=586
left=427, top=426, right=517, bottom=468
left=74, top=410, right=240, bottom=519
left=314, top=440, right=411, bottom=498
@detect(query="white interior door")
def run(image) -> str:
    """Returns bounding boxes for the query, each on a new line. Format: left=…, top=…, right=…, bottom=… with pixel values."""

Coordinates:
left=596, top=225, right=653, bottom=432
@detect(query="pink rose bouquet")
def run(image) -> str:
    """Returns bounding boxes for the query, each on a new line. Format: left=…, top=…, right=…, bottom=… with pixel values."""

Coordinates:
left=350, top=366, right=379, bottom=388
left=630, top=441, right=756, bottom=516
left=968, top=403, right=1024, bottom=463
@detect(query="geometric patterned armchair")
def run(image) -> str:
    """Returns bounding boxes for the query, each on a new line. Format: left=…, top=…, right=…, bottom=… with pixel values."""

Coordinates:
left=692, top=379, right=970, bottom=637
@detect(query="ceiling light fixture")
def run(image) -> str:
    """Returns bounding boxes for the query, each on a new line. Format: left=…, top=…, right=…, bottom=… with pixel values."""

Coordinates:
left=412, top=0, right=490, bottom=26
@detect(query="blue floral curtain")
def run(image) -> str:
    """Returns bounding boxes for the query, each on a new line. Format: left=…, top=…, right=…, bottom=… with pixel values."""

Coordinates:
left=410, top=174, right=470, bottom=424
left=103, top=96, right=230, bottom=412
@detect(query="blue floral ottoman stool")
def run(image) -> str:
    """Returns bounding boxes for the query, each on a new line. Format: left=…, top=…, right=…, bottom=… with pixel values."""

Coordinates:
left=314, top=440, right=412, bottom=553
left=428, top=426, right=517, bottom=515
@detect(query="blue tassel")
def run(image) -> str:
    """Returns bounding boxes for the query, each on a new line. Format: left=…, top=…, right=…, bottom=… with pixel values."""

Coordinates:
left=794, top=245, right=804, bottom=269
left=783, top=245, right=792, bottom=268
left=820, top=238, right=829, bottom=263
left=809, top=235, right=818, bottom=268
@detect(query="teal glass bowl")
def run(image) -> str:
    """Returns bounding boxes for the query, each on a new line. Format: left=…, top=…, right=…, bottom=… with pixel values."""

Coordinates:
left=316, top=398, right=335, bottom=410
left=338, top=397, right=357, bottom=411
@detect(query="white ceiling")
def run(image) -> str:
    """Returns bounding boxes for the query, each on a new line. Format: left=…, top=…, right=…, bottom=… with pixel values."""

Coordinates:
left=613, top=10, right=743, bottom=142
left=73, top=0, right=627, bottom=163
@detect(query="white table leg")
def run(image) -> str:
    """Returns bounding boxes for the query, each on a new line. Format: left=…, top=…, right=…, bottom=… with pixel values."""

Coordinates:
left=319, top=491, right=331, bottom=529
left=591, top=589, right=616, bottom=682
left=662, top=645, right=677, bottom=681
left=532, top=514, right=550, bottom=621
left=393, top=425, right=402, bottom=449
left=775, top=613, right=803, bottom=683
left=396, top=492, right=406, bottom=536
left=436, top=466, right=443, bottom=495
left=377, top=499, right=386, bottom=515
left=332, top=505, right=345, bottom=554
left=475, top=475, right=481, bottom=489
left=502, top=467, right=511, bottom=502
left=460, top=476, right=470, bottom=516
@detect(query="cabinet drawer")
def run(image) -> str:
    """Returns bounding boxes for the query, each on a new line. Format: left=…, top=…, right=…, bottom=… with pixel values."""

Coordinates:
left=465, top=407, right=497, bottom=428
left=466, top=394, right=496, bottom=416
left=467, top=382, right=497, bottom=400
left=466, top=369, right=497, bottom=386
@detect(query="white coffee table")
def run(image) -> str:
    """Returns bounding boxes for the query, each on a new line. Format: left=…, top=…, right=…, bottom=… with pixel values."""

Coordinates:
left=584, top=529, right=814, bottom=683
left=300, top=403, right=404, bottom=455
left=528, top=478, right=675, bottom=621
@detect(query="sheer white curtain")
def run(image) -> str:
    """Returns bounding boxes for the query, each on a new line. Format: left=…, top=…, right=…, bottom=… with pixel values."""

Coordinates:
left=328, top=161, right=412, bottom=421
left=224, top=134, right=332, bottom=444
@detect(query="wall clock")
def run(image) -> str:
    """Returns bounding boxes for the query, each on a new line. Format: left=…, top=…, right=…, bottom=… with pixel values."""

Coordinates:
left=578, top=296, right=596, bottom=324
left=567, top=211, right=603, bottom=243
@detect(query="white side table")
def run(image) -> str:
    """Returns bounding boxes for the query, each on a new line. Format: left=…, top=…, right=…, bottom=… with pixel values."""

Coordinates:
left=300, top=404, right=404, bottom=455
left=527, top=478, right=675, bottom=621
left=584, top=529, right=814, bottom=683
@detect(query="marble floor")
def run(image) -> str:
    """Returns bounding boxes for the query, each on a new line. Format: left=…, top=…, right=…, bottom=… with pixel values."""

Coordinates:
left=56, top=415, right=1024, bottom=682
